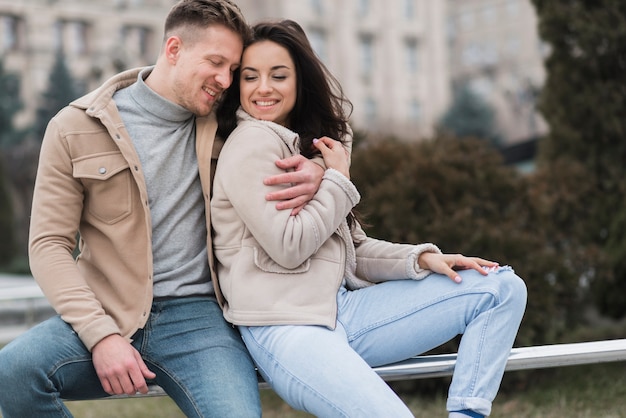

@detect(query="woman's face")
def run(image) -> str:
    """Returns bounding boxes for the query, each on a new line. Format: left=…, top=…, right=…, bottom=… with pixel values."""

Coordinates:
left=239, top=40, right=297, bottom=127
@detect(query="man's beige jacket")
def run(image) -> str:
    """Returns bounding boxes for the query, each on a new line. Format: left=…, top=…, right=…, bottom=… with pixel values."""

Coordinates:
left=28, top=68, right=223, bottom=350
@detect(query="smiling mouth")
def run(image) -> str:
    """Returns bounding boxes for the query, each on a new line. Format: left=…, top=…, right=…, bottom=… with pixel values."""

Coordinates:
left=203, top=86, right=218, bottom=98
left=255, top=100, right=277, bottom=107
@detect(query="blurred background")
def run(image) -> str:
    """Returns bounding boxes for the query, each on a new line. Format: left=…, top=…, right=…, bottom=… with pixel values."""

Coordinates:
left=0, top=0, right=625, bottom=416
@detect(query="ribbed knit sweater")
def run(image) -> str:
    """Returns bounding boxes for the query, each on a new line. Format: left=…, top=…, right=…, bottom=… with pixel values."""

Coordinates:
left=114, top=68, right=212, bottom=298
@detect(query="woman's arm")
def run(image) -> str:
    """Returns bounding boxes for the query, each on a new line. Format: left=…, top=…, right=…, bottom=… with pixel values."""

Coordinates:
left=264, top=127, right=354, bottom=215
left=213, top=124, right=359, bottom=269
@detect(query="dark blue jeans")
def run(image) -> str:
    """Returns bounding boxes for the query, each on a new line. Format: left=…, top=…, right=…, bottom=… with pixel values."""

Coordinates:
left=0, top=297, right=261, bottom=417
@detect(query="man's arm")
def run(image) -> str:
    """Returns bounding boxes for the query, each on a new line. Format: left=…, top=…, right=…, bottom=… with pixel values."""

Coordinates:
left=30, top=115, right=154, bottom=395
left=265, top=131, right=353, bottom=215
left=263, top=155, right=324, bottom=215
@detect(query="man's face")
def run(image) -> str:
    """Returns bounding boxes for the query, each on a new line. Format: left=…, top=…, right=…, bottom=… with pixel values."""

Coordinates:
left=170, top=25, right=243, bottom=116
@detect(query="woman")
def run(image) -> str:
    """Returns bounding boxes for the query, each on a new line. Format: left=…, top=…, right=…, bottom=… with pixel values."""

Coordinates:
left=212, top=20, right=527, bottom=418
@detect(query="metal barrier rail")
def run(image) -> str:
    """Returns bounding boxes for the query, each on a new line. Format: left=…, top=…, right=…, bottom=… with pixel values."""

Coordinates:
left=0, top=285, right=46, bottom=331
left=85, top=338, right=626, bottom=400
left=3, top=283, right=624, bottom=401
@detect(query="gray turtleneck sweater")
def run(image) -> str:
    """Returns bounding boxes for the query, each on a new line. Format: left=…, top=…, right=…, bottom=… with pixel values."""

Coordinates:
left=113, top=67, right=212, bottom=298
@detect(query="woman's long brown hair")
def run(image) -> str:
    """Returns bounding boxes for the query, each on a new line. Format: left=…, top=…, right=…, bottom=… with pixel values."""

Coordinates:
left=216, top=19, right=353, bottom=159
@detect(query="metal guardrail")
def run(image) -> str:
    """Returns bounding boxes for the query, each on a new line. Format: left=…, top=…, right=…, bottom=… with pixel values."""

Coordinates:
left=88, top=338, right=626, bottom=400
left=0, top=285, right=44, bottom=302
left=0, top=284, right=47, bottom=333
left=2, top=280, right=625, bottom=402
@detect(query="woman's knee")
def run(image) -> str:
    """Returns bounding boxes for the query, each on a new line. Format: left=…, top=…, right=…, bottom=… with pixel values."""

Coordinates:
left=494, top=268, right=527, bottom=311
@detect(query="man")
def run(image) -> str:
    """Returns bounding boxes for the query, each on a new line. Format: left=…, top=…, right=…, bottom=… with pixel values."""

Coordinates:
left=0, top=1, right=324, bottom=416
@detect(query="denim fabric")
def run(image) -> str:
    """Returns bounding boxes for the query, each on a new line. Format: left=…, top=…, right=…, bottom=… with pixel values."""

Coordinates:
left=0, top=297, right=261, bottom=418
left=240, top=267, right=527, bottom=417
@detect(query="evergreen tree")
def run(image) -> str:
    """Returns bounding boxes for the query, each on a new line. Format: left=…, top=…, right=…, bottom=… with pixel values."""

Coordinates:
left=0, top=154, right=15, bottom=266
left=350, top=136, right=578, bottom=346
left=34, top=50, right=83, bottom=140
left=0, top=57, right=23, bottom=148
left=0, top=58, right=18, bottom=264
left=532, top=0, right=626, bottom=318
left=439, top=85, right=501, bottom=145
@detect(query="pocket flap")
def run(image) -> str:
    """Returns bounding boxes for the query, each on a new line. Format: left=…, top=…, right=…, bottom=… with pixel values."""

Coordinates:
left=73, top=152, right=130, bottom=180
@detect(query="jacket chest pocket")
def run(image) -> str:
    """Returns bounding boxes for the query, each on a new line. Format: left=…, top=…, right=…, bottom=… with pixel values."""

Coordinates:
left=73, top=152, right=134, bottom=224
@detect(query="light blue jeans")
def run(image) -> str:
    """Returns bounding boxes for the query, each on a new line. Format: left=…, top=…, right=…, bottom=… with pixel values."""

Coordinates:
left=240, top=267, right=526, bottom=417
left=0, top=297, right=261, bottom=418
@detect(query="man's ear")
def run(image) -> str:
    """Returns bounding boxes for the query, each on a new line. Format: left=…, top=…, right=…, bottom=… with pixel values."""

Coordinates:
left=164, top=36, right=182, bottom=64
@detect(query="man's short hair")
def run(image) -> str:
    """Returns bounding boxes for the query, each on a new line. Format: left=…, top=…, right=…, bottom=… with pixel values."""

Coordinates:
left=164, top=0, right=251, bottom=44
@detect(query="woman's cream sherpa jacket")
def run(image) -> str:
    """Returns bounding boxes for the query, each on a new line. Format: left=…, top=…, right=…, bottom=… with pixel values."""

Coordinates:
left=211, top=110, right=440, bottom=328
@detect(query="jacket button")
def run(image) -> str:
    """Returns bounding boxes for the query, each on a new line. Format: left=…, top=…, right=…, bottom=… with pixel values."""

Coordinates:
left=99, top=167, right=107, bottom=174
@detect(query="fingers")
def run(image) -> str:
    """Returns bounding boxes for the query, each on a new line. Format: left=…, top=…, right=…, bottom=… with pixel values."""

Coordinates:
left=458, top=257, right=498, bottom=275
left=290, top=203, right=306, bottom=216
left=448, top=255, right=500, bottom=283
left=132, top=350, right=156, bottom=394
left=102, top=361, right=153, bottom=396
left=312, top=136, right=337, bottom=150
left=421, top=252, right=500, bottom=284
left=264, top=159, right=323, bottom=212
left=271, top=154, right=306, bottom=171
left=99, top=363, right=142, bottom=396
left=92, top=335, right=155, bottom=396
left=313, top=137, right=350, bottom=177
left=266, top=183, right=315, bottom=209
left=443, top=267, right=463, bottom=284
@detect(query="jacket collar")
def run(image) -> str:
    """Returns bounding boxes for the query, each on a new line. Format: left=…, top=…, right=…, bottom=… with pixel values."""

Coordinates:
left=236, top=108, right=300, bottom=154
left=71, top=67, right=147, bottom=116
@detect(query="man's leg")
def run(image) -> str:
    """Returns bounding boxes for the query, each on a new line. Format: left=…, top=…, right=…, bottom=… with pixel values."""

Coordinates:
left=140, top=297, right=261, bottom=418
left=0, top=316, right=109, bottom=418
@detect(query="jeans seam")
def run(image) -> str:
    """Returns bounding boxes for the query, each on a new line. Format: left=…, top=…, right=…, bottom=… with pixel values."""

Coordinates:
left=468, top=288, right=501, bottom=397
left=346, top=287, right=499, bottom=342
left=149, top=360, right=205, bottom=418
left=141, top=307, right=206, bottom=418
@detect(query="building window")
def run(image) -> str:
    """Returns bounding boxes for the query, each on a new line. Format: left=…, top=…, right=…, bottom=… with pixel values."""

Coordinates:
left=55, top=20, right=90, bottom=55
left=506, top=0, right=520, bottom=17
left=403, top=0, right=416, bottom=20
left=358, top=0, right=371, bottom=17
left=409, top=98, right=421, bottom=123
left=462, top=42, right=498, bottom=68
left=505, top=36, right=521, bottom=58
left=310, top=0, right=324, bottom=16
left=307, top=28, right=327, bottom=62
left=122, top=25, right=154, bottom=59
left=364, top=97, right=377, bottom=125
left=359, top=34, right=374, bottom=79
left=0, top=14, right=21, bottom=52
left=460, top=11, right=475, bottom=29
left=405, top=38, right=418, bottom=74
left=481, top=5, right=497, bottom=24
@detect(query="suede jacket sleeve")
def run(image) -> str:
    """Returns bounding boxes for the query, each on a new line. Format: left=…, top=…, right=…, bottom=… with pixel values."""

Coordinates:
left=350, top=221, right=442, bottom=283
left=212, top=121, right=360, bottom=269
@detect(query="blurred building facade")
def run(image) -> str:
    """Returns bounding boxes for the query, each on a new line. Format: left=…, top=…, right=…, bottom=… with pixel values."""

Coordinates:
left=447, top=0, right=548, bottom=144
left=0, top=0, right=171, bottom=129
left=0, top=0, right=545, bottom=143
left=237, top=0, right=450, bottom=140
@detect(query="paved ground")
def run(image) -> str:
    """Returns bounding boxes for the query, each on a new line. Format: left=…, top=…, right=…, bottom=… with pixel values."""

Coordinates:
left=0, top=274, right=53, bottom=344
